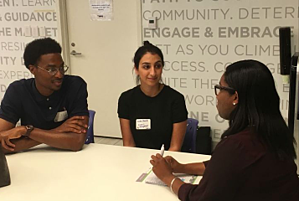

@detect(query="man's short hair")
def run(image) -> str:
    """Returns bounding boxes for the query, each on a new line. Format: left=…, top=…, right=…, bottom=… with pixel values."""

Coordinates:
left=23, top=38, right=62, bottom=69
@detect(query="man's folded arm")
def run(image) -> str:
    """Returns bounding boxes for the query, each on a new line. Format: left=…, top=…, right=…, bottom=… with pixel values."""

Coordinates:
left=1, top=115, right=89, bottom=153
left=24, top=115, right=89, bottom=152
left=0, top=118, right=41, bottom=154
left=5, top=138, right=41, bottom=154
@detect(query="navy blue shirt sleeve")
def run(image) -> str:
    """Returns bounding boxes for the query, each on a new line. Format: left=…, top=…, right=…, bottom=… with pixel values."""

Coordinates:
left=0, top=82, right=22, bottom=124
left=66, top=77, right=89, bottom=118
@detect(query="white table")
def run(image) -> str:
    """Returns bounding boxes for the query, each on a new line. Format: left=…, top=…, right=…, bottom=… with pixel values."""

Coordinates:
left=2, top=144, right=211, bottom=201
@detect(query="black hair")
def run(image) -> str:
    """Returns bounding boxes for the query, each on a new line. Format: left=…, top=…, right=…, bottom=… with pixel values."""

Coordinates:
left=23, top=37, right=62, bottom=69
left=132, top=41, right=164, bottom=84
left=133, top=41, right=164, bottom=68
left=222, top=60, right=296, bottom=159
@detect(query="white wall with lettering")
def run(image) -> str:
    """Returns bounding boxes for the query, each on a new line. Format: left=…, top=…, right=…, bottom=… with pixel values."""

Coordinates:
left=1, top=0, right=298, bottom=154
left=141, top=0, right=299, bottom=147
left=0, top=0, right=58, bottom=100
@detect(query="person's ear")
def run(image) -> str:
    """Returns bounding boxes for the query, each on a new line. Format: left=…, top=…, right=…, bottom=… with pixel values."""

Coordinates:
left=232, top=91, right=239, bottom=106
left=28, top=65, right=36, bottom=75
left=134, top=66, right=139, bottom=75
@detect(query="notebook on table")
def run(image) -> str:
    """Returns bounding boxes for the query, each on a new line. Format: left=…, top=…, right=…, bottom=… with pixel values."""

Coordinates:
left=144, top=170, right=200, bottom=186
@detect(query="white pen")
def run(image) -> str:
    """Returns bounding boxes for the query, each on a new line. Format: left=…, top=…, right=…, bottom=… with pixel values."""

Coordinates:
left=160, top=144, right=165, bottom=157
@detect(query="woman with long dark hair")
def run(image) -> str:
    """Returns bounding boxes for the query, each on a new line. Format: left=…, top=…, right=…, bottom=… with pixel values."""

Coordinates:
left=118, top=41, right=188, bottom=151
left=150, top=60, right=299, bottom=201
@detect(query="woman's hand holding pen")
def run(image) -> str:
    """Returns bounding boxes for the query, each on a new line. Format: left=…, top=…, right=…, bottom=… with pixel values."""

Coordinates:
left=150, top=154, right=174, bottom=184
left=150, top=154, right=186, bottom=195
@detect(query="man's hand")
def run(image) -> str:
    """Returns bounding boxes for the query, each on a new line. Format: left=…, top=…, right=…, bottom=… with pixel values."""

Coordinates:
left=1, top=126, right=26, bottom=151
left=51, top=116, right=88, bottom=134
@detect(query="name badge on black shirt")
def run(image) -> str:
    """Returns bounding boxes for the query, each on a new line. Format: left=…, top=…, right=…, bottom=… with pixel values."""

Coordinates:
left=54, top=110, right=68, bottom=122
left=136, top=119, right=151, bottom=130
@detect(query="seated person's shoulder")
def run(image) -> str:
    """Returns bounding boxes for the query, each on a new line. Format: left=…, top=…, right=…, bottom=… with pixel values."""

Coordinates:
left=9, top=78, right=31, bottom=87
left=226, top=130, right=255, bottom=142
left=221, top=130, right=266, bottom=155
left=63, top=75, right=86, bottom=86
left=61, top=75, right=87, bottom=94
left=119, top=86, right=139, bottom=99
left=0, top=79, right=34, bottom=124
left=164, top=85, right=185, bottom=99
left=5, top=78, right=34, bottom=95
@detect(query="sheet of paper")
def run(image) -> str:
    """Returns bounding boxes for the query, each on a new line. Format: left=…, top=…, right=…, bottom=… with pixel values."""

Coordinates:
left=89, top=0, right=113, bottom=21
left=142, top=169, right=201, bottom=186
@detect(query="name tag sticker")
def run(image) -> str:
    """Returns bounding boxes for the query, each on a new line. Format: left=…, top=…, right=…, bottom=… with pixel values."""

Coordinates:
left=54, top=110, right=68, bottom=122
left=136, top=119, right=151, bottom=130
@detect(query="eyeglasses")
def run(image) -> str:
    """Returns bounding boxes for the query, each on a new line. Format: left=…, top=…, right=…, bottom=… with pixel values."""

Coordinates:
left=36, top=65, right=69, bottom=76
left=214, top=84, right=236, bottom=96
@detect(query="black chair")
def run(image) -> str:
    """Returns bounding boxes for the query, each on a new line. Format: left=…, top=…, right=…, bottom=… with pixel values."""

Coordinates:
left=196, top=127, right=211, bottom=155
left=181, top=118, right=198, bottom=153
left=181, top=118, right=212, bottom=154
left=85, top=110, right=96, bottom=144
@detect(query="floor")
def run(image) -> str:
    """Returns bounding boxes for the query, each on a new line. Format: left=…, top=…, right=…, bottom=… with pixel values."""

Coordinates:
left=94, top=136, right=123, bottom=146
